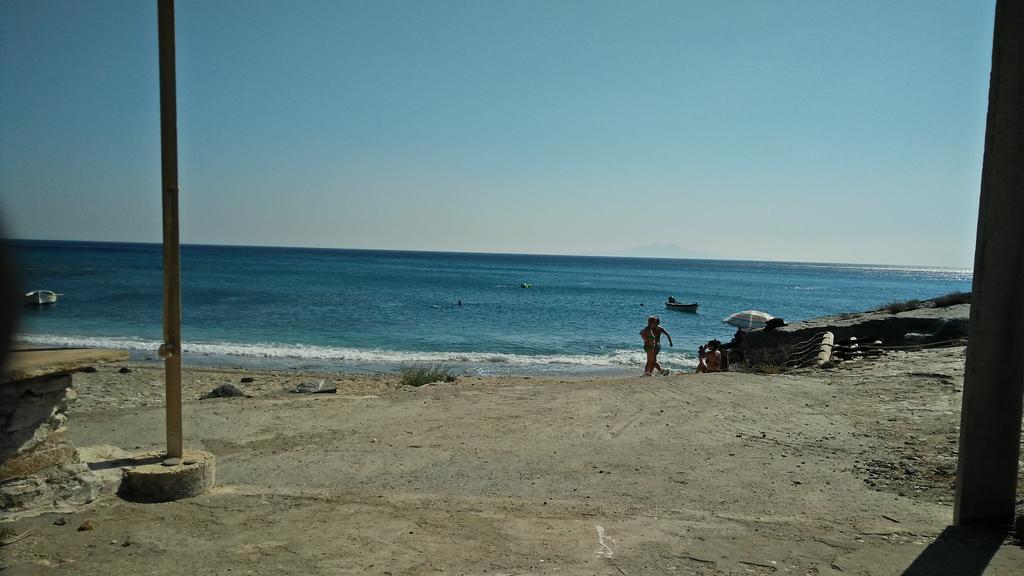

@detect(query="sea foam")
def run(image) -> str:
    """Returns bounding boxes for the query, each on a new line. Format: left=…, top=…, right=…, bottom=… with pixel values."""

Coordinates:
left=15, top=333, right=698, bottom=370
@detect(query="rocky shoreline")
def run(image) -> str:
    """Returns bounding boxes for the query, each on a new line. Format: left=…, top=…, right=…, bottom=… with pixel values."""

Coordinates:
left=738, top=300, right=970, bottom=367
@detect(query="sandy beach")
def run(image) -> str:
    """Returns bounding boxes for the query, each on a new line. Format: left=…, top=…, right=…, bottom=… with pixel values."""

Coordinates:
left=2, top=346, right=1022, bottom=575
left=6, top=1, right=1021, bottom=573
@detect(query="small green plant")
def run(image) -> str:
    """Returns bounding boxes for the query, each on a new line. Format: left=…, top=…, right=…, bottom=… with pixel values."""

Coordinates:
left=399, top=363, right=456, bottom=387
left=882, top=299, right=922, bottom=314
left=929, top=291, right=971, bottom=308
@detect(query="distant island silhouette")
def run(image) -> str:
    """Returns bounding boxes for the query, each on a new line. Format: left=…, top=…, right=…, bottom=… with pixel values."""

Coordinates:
left=609, top=243, right=716, bottom=260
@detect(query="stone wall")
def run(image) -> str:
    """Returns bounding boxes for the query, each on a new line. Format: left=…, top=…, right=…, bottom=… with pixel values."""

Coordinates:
left=1, top=372, right=101, bottom=520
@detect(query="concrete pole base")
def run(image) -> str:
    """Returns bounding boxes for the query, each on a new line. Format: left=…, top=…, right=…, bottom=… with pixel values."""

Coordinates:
left=119, top=449, right=215, bottom=503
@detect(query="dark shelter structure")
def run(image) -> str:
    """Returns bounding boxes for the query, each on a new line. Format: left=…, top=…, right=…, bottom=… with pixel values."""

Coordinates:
left=955, top=0, right=1024, bottom=528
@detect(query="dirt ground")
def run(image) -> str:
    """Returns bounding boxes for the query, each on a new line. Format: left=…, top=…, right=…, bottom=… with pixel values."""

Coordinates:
left=2, top=347, right=1022, bottom=575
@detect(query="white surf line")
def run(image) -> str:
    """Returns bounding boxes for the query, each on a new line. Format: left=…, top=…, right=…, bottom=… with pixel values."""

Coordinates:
left=594, top=525, right=614, bottom=558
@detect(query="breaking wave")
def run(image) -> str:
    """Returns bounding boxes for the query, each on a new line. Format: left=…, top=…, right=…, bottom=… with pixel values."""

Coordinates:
left=15, top=333, right=698, bottom=370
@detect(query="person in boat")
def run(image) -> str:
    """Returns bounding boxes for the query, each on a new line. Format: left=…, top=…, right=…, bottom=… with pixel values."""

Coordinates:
left=696, top=339, right=723, bottom=373
left=667, top=296, right=677, bottom=304
left=640, top=316, right=673, bottom=376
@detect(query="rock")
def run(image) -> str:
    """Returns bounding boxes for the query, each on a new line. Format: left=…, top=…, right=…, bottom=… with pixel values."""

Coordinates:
left=81, top=366, right=98, bottom=373
left=117, top=367, right=132, bottom=374
left=0, top=464, right=101, bottom=521
left=201, top=384, right=248, bottom=399
left=290, top=380, right=337, bottom=394
left=1, top=442, right=78, bottom=481
left=77, top=520, right=93, bottom=532
left=240, top=377, right=255, bottom=383
left=54, top=517, right=66, bottom=526
left=740, top=303, right=970, bottom=364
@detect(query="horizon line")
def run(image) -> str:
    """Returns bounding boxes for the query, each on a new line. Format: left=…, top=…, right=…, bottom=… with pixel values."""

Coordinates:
left=5, top=236, right=975, bottom=273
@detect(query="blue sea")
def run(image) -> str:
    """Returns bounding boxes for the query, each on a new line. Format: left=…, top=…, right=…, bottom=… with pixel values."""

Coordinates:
left=10, top=240, right=973, bottom=375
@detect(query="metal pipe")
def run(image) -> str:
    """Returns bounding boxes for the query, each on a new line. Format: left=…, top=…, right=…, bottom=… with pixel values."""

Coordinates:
left=157, top=0, right=183, bottom=459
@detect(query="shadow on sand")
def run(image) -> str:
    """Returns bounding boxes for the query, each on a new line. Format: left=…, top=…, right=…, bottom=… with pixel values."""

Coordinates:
left=86, top=455, right=164, bottom=472
left=900, top=525, right=1008, bottom=576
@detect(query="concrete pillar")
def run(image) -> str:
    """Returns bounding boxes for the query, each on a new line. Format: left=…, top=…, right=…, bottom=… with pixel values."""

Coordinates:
left=815, top=332, right=834, bottom=366
left=954, top=0, right=1024, bottom=527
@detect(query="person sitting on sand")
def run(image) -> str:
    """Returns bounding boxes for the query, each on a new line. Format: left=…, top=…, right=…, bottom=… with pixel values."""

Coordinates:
left=696, top=339, right=722, bottom=373
left=640, top=316, right=672, bottom=376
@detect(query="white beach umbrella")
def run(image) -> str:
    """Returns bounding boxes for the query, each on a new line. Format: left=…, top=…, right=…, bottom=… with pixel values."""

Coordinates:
left=723, top=310, right=774, bottom=331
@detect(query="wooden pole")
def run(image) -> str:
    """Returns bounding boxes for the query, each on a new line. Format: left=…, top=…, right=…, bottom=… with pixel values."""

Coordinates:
left=157, top=0, right=183, bottom=459
left=954, top=0, right=1024, bottom=527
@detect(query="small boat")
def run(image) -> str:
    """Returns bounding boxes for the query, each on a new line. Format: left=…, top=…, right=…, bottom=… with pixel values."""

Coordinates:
left=24, top=290, right=59, bottom=306
left=665, top=299, right=699, bottom=312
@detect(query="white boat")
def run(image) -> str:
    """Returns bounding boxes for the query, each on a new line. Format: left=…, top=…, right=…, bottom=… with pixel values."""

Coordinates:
left=24, top=290, right=59, bottom=305
left=665, top=299, right=699, bottom=312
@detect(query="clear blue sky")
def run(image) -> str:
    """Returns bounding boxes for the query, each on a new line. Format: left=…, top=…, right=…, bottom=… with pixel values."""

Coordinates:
left=0, top=0, right=995, bottom=267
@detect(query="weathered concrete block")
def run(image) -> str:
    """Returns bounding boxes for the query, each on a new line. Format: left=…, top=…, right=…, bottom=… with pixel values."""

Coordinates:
left=0, top=462, right=101, bottom=521
left=120, top=450, right=216, bottom=503
left=4, top=373, right=73, bottom=397
left=3, top=396, right=59, bottom=434
left=1, top=417, right=64, bottom=455
left=1, top=348, right=128, bottom=520
left=0, top=440, right=77, bottom=482
left=2, top=374, right=72, bottom=436
left=1, top=371, right=97, bottom=520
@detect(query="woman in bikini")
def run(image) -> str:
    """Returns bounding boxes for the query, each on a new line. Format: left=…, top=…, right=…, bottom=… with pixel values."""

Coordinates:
left=640, top=316, right=672, bottom=376
left=696, top=339, right=723, bottom=373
